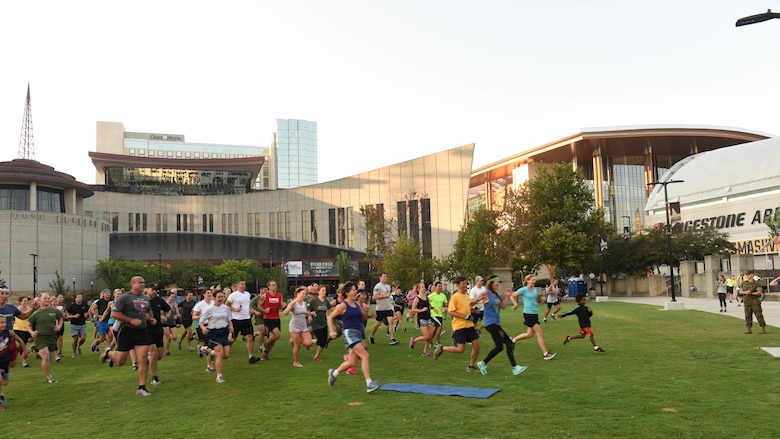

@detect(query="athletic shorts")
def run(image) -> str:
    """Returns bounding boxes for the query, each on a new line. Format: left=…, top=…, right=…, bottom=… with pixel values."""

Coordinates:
left=375, top=310, right=393, bottom=323
left=418, top=318, right=432, bottom=327
left=431, top=316, right=443, bottom=328
left=147, top=326, right=164, bottom=347
left=116, top=326, right=148, bottom=351
left=254, top=315, right=264, bottom=326
left=265, top=318, right=281, bottom=333
left=579, top=327, right=594, bottom=336
left=342, top=328, right=365, bottom=349
left=470, top=309, right=484, bottom=323
left=181, top=319, right=193, bottom=329
left=97, top=321, right=110, bottom=336
left=196, top=326, right=206, bottom=341
left=453, top=327, right=480, bottom=344
left=56, top=325, right=64, bottom=337
left=207, top=327, right=230, bottom=348
left=524, top=313, right=540, bottom=328
left=313, top=327, right=329, bottom=348
left=546, top=302, right=560, bottom=309
left=34, top=335, right=58, bottom=353
left=231, top=319, right=254, bottom=337
left=0, top=361, right=9, bottom=381
left=70, top=324, right=87, bottom=337
left=15, top=330, right=31, bottom=346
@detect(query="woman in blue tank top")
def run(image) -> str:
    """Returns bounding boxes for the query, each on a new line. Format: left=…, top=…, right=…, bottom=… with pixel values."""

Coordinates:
left=326, top=281, right=380, bottom=393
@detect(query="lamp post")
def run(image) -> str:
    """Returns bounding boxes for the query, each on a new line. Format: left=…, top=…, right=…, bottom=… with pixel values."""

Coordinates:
left=72, top=277, right=76, bottom=294
left=91, top=281, right=94, bottom=297
left=647, top=179, right=685, bottom=302
left=29, top=253, right=38, bottom=298
left=621, top=215, right=631, bottom=231
left=158, top=252, right=162, bottom=286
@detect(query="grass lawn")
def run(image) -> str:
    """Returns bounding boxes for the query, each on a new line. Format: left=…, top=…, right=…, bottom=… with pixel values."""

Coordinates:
left=3, top=300, right=779, bottom=438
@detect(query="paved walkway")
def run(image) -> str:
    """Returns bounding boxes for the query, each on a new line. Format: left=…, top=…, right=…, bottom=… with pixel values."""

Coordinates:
left=608, top=295, right=780, bottom=328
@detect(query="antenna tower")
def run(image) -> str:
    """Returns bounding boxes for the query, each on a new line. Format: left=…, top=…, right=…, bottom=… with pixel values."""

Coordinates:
left=18, top=82, right=35, bottom=160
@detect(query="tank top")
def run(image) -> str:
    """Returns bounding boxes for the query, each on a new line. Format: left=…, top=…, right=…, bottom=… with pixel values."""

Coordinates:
left=416, top=296, right=431, bottom=320
left=342, top=301, right=364, bottom=331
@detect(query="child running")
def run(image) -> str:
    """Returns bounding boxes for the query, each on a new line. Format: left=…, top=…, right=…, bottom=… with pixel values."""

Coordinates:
left=561, top=293, right=605, bottom=353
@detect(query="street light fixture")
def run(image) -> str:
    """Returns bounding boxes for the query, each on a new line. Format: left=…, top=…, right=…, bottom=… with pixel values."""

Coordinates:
left=158, top=252, right=162, bottom=286
left=29, top=253, right=38, bottom=298
left=72, top=277, right=76, bottom=294
left=736, top=9, right=780, bottom=27
left=647, top=179, right=685, bottom=302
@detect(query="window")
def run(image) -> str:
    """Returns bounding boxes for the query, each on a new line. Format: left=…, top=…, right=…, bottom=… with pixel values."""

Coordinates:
left=158, top=150, right=164, bottom=157
left=203, top=214, right=208, bottom=232
left=177, top=214, right=182, bottom=232
left=277, top=212, right=284, bottom=239
left=254, top=213, right=261, bottom=236
left=163, top=213, right=168, bottom=232
left=269, top=212, right=276, bottom=238
left=328, top=208, right=336, bottom=245
left=149, top=150, right=155, bottom=157
left=222, top=214, right=227, bottom=234
left=112, top=212, right=119, bottom=231
left=285, top=211, right=291, bottom=239
left=167, top=151, right=173, bottom=158
left=301, top=210, right=309, bottom=241
left=209, top=214, right=214, bottom=232
left=347, top=207, right=354, bottom=248
left=409, top=199, right=419, bottom=242
left=310, top=210, right=318, bottom=243
left=248, top=213, right=254, bottom=235
left=337, top=208, right=345, bottom=246
left=185, top=152, right=191, bottom=158
left=129, top=149, right=135, bottom=156
left=128, top=213, right=134, bottom=231
left=397, top=201, right=407, bottom=237
left=157, top=213, right=162, bottom=232
left=142, top=213, right=147, bottom=232
left=190, top=214, right=194, bottom=232
left=176, top=151, right=182, bottom=158
left=139, top=149, right=145, bottom=156
left=421, top=198, right=432, bottom=258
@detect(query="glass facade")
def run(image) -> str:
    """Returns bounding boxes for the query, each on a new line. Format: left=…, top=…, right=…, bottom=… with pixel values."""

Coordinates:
left=0, top=185, right=30, bottom=210
left=275, top=119, right=317, bottom=188
left=103, top=167, right=253, bottom=195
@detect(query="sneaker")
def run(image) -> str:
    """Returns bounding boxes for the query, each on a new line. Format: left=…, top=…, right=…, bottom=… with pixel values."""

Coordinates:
left=551, top=314, right=556, bottom=321
left=563, top=336, right=571, bottom=345
left=99, top=346, right=112, bottom=363
left=369, top=337, right=375, bottom=344
left=108, top=359, right=114, bottom=368
left=389, top=339, right=400, bottom=345
left=402, top=327, right=407, bottom=332
left=55, top=355, right=61, bottom=362
left=433, top=344, right=444, bottom=360
left=543, top=351, right=557, bottom=360
left=476, top=360, right=488, bottom=375
left=206, top=365, right=215, bottom=372
left=188, top=346, right=195, bottom=352
left=594, top=347, right=606, bottom=353
left=77, top=347, right=82, bottom=356
left=261, top=352, right=270, bottom=361
left=248, top=356, right=260, bottom=364
left=409, top=337, right=416, bottom=349
left=543, top=318, right=547, bottom=323
left=216, top=375, right=226, bottom=384
left=72, top=354, right=79, bottom=358
left=366, top=380, right=380, bottom=393
left=47, top=377, right=57, bottom=384
left=293, top=361, right=304, bottom=368
left=346, top=367, right=358, bottom=375
left=151, top=376, right=161, bottom=385
left=132, top=362, right=138, bottom=370
left=0, top=394, right=6, bottom=403
left=466, top=366, right=478, bottom=373
left=385, top=332, right=390, bottom=338
left=178, top=341, right=182, bottom=350
left=421, top=352, right=432, bottom=357
left=327, top=369, right=337, bottom=386
left=198, top=346, right=206, bottom=358
left=512, top=365, right=528, bottom=375
left=22, top=361, right=29, bottom=368
left=136, top=388, right=151, bottom=397
left=165, top=351, right=170, bottom=356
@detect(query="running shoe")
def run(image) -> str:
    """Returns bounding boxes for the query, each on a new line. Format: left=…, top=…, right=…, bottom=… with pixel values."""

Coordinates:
left=47, top=377, right=57, bottom=384
left=293, top=361, right=303, bottom=368
left=543, top=351, right=557, bottom=360
left=248, top=356, right=260, bottom=364
left=136, top=388, right=151, bottom=397
left=594, top=347, right=606, bottom=353
left=543, top=318, right=547, bottom=323
left=409, top=337, right=416, bottom=349
left=563, top=336, right=571, bottom=345
left=178, top=341, right=182, bottom=350
left=369, top=337, right=375, bottom=344
left=77, top=347, right=82, bottom=356
left=22, top=361, right=29, bottom=368
left=346, top=367, right=358, bottom=375
left=216, top=375, right=226, bottom=384
left=366, top=380, right=380, bottom=393
left=328, top=369, right=337, bottom=386
left=151, top=376, right=161, bottom=385
left=72, top=354, right=79, bottom=358
left=206, top=365, right=215, bottom=372
left=261, top=352, right=270, bottom=361
left=421, top=352, right=431, bottom=357
left=0, top=394, right=7, bottom=403
left=512, top=365, right=528, bottom=375
left=55, top=354, right=61, bottom=362
left=389, top=338, right=399, bottom=345
left=198, top=346, right=206, bottom=358
left=551, top=314, right=556, bottom=321
left=466, top=366, right=478, bottom=373
left=476, top=361, right=488, bottom=376
left=165, top=351, right=170, bottom=356
left=433, top=344, right=444, bottom=360
left=132, top=363, right=138, bottom=370
left=99, top=347, right=112, bottom=363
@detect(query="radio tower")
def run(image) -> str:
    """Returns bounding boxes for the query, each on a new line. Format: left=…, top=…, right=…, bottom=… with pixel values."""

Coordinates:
left=18, top=82, right=35, bottom=160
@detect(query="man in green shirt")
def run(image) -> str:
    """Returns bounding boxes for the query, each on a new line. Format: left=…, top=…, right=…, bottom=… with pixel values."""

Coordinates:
left=428, top=282, right=448, bottom=345
left=27, top=293, right=63, bottom=383
left=740, top=271, right=766, bottom=334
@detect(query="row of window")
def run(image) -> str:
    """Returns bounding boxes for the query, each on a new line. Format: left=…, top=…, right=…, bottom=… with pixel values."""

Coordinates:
left=126, top=148, right=261, bottom=160
left=0, top=185, right=65, bottom=213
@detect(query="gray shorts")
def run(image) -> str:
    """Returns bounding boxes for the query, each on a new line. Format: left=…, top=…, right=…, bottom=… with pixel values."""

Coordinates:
left=70, top=324, right=87, bottom=337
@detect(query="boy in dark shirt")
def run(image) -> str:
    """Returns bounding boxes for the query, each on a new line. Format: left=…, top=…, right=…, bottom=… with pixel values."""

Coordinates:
left=561, top=293, right=605, bottom=353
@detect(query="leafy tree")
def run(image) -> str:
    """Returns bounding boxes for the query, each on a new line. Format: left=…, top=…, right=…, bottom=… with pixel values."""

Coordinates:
left=764, top=209, right=780, bottom=238
left=447, top=208, right=501, bottom=280
left=48, top=271, right=71, bottom=296
left=269, top=265, right=287, bottom=297
left=336, top=251, right=353, bottom=283
left=673, top=226, right=735, bottom=261
left=95, top=259, right=157, bottom=290
left=0, top=262, right=5, bottom=287
left=384, top=234, right=430, bottom=290
left=359, top=204, right=395, bottom=277
left=170, top=260, right=216, bottom=292
left=212, top=259, right=265, bottom=292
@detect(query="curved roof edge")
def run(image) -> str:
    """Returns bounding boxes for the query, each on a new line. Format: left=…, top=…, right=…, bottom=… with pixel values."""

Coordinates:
left=0, top=159, right=94, bottom=198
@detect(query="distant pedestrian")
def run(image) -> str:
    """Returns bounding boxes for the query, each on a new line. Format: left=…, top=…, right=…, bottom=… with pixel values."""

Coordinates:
left=740, top=271, right=766, bottom=334
left=726, top=275, right=737, bottom=303
left=716, top=275, right=728, bottom=312
left=561, top=293, right=605, bottom=353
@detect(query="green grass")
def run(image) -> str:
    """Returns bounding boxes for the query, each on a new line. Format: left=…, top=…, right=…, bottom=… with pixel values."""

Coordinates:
left=4, top=302, right=780, bottom=438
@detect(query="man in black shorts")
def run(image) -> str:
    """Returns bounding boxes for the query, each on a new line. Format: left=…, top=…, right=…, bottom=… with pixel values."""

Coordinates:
left=177, top=291, right=196, bottom=351
left=146, top=286, right=170, bottom=385
left=101, top=276, right=156, bottom=396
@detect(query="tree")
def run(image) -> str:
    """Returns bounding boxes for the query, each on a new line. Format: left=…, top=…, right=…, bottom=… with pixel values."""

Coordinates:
left=500, top=163, right=604, bottom=280
left=447, top=208, right=501, bottom=280
left=764, top=209, right=780, bottom=238
left=383, top=234, right=430, bottom=290
left=336, top=251, right=353, bottom=283
left=48, top=271, right=71, bottom=296
left=359, top=204, right=395, bottom=277
left=0, top=262, right=5, bottom=287
left=212, top=259, right=265, bottom=292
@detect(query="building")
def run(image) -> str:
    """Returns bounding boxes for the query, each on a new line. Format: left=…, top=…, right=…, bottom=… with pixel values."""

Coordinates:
left=469, top=125, right=769, bottom=233
left=273, top=119, right=318, bottom=188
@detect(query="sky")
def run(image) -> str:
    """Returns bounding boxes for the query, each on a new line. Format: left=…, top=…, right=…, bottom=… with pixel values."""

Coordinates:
left=1, top=1, right=779, bottom=185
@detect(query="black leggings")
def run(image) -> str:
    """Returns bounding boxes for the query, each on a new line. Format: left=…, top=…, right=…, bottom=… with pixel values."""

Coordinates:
left=718, top=293, right=727, bottom=308
left=483, top=324, right=516, bottom=367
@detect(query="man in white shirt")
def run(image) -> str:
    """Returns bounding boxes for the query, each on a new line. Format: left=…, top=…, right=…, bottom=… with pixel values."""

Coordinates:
left=468, top=276, right=486, bottom=330
left=368, top=273, right=399, bottom=345
left=225, top=281, right=258, bottom=364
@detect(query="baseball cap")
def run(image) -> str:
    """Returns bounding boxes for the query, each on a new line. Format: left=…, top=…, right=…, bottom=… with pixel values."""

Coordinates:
left=475, top=276, right=483, bottom=282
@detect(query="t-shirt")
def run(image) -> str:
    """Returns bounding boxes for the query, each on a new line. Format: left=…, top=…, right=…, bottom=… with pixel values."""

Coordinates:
left=193, top=300, right=214, bottom=325
left=227, top=290, right=251, bottom=320
left=27, top=307, right=63, bottom=336
left=0, top=303, right=21, bottom=329
left=517, top=286, right=539, bottom=315
left=448, top=292, right=474, bottom=331
left=148, top=296, right=171, bottom=327
left=93, top=298, right=111, bottom=322
left=373, top=282, right=392, bottom=311
left=309, top=297, right=331, bottom=330
left=201, top=304, right=231, bottom=330
left=469, top=286, right=486, bottom=311
left=112, top=291, right=150, bottom=329
left=562, top=304, right=593, bottom=328
left=428, top=292, right=447, bottom=318
left=483, top=291, right=503, bottom=327
left=179, top=299, right=196, bottom=321
left=250, top=295, right=265, bottom=325
left=67, top=301, right=90, bottom=325
left=263, top=292, right=283, bottom=320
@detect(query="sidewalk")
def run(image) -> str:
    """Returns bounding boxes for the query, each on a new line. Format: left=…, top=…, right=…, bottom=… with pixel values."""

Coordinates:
left=607, top=296, right=780, bottom=328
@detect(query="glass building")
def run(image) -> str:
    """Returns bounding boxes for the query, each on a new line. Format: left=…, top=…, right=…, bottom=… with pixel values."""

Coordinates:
left=274, top=119, right=318, bottom=188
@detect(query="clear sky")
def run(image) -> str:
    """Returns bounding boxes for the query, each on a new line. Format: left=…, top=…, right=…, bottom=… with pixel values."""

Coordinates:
left=1, top=1, right=778, bottom=185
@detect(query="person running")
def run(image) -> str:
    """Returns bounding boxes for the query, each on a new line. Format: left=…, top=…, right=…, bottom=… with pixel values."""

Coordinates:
left=283, top=287, right=314, bottom=367
left=409, top=283, right=434, bottom=356
left=475, top=276, right=527, bottom=376
left=177, top=291, right=196, bottom=351
left=310, top=285, right=331, bottom=362
left=27, top=293, right=63, bottom=383
left=192, top=290, right=216, bottom=372
left=543, top=279, right=562, bottom=323
left=260, top=280, right=285, bottom=361
left=65, top=293, right=90, bottom=358
left=468, top=276, right=486, bottom=331
left=0, top=317, right=12, bottom=409
left=101, top=277, right=156, bottom=396
left=11, top=296, right=33, bottom=368
left=511, top=275, right=557, bottom=361
left=369, top=273, right=399, bottom=345
left=433, top=276, right=481, bottom=372
left=199, top=290, right=233, bottom=384
left=164, top=290, right=179, bottom=356
left=52, top=294, right=65, bottom=362
left=392, top=287, right=408, bottom=333
left=406, top=285, right=419, bottom=328
left=146, top=286, right=170, bottom=386
left=326, top=282, right=379, bottom=393
left=250, top=287, right=268, bottom=358
left=225, top=280, right=258, bottom=364
left=716, top=275, right=728, bottom=312
left=428, top=282, right=448, bottom=345
left=562, top=293, right=605, bottom=353
left=89, top=289, right=112, bottom=353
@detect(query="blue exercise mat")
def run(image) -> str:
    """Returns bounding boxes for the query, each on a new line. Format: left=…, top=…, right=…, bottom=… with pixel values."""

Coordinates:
left=378, top=383, right=500, bottom=399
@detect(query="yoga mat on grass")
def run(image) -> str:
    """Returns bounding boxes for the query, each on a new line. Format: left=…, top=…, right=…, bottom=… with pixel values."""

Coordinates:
left=378, top=383, right=500, bottom=398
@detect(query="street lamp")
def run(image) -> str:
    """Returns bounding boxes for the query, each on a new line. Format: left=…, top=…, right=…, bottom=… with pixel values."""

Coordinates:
left=29, top=253, right=38, bottom=298
left=91, top=281, right=94, bottom=297
left=158, top=252, right=162, bottom=285
left=647, top=179, right=685, bottom=302
left=736, top=9, right=780, bottom=27
left=72, top=277, right=76, bottom=294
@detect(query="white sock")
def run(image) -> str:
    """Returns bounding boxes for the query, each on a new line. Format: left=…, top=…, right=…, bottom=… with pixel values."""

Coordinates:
left=594, top=346, right=599, bottom=350
left=332, top=370, right=340, bottom=377
left=365, top=378, right=373, bottom=385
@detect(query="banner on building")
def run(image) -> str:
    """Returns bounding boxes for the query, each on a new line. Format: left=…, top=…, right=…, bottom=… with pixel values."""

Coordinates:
left=669, top=202, right=682, bottom=234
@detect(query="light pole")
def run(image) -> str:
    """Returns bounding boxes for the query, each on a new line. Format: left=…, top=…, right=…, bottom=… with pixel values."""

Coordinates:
left=158, top=252, right=162, bottom=286
left=72, top=277, right=76, bottom=294
left=91, top=281, right=94, bottom=297
left=647, top=179, right=685, bottom=302
left=29, top=253, right=38, bottom=298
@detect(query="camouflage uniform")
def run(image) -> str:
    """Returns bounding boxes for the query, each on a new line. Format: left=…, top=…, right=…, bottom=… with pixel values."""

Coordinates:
left=740, top=278, right=766, bottom=331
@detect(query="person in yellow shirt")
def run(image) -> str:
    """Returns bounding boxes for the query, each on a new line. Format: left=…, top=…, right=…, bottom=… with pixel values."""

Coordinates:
left=726, top=275, right=737, bottom=303
left=433, top=276, right=481, bottom=372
